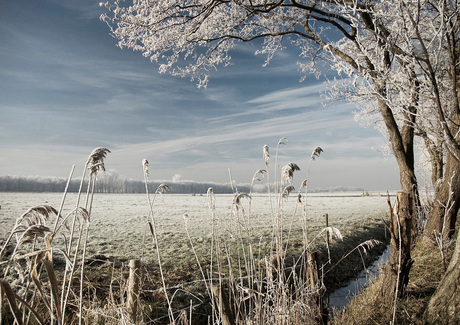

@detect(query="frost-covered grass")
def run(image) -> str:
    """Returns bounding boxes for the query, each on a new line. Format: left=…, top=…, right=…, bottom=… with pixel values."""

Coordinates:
left=0, top=144, right=395, bottom=324
left=0, top=191, right=389, bottom=266
left=0, top=190, right=393, bottom=324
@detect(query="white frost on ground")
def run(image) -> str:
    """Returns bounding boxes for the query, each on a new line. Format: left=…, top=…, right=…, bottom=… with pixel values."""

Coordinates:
left=0, top=192, right=391, bottom=265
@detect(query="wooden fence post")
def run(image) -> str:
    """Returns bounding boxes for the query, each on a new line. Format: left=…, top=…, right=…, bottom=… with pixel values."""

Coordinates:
left=307, top=252, right=327, bottom=324
left=324, top=213, right=332, bottom=263
left=212, top=285, right=236, bottom=325
left=127, top=259, right=141, bottom=324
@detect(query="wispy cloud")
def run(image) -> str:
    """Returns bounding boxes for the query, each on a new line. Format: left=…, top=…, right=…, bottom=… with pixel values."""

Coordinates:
left=206, top=83, right=334, bottom=124
left=0, top=0, right=399, bottom=190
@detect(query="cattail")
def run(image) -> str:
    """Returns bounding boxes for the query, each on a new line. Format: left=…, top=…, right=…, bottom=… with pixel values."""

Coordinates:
left=263, top=145, right=270, bottom=167
left=281, top=163, right=300, bottom=183
left=310, top=147, right=323, bottom=161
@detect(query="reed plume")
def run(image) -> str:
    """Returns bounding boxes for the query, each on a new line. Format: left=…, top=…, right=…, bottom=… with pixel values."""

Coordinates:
left=263, top=145, right=270, bottom=167
left=234, top=192, right=251, bottom=206
left=299, top=179, right=308, bottom=190
left=1, top=205, right=58, bottom=265
left=86, top=147, right=111, bottom=176
left=310, top=146, right=323, bottom=161
left=277, top=137, right=287, bottom=147
left=251, top=169, right=266, bottom=186
left=142, top=159, right=149, bottom=178
left=281, top=163, right=300, bottom=183
left=141, top=158, right=174, bottom=324
left=155, top=183, right=170, bottom=194
left=301, top=146, right=323, bottom=248
left=282, top=185, right=296, bottom=198
left=326, top=239, right=383, bottom=275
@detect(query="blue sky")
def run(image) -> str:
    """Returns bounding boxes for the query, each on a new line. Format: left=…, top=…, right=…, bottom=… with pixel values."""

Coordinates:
left=0, top=0, right=400, bottom=191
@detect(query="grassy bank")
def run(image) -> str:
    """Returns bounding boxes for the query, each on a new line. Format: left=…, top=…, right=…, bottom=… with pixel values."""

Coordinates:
left=331, top=234, right=456, bottom=324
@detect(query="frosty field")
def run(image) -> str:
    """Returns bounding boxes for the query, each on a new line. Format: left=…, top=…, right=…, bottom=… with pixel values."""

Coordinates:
left=0, top=191, right=391, bottom=268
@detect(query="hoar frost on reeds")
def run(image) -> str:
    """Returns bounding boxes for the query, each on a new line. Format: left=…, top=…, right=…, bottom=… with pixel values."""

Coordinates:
left=0, top=147, right=111, bottom=325
left=142, top=157, right=175, bottom=324
left=159, top=140, right=335, bottom=324
left=181, top=141, right=338, bottom=324
left=1, top=141, right=387, bottom=325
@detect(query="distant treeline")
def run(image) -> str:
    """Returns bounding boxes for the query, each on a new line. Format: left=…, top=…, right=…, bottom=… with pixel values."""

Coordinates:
left=0, top=175, right=367, bottom=195
left=0, top=175, right=250, bottom=194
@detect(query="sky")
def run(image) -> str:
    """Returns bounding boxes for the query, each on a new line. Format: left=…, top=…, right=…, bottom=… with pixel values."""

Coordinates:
left=0, top=0, right=401, bottom=191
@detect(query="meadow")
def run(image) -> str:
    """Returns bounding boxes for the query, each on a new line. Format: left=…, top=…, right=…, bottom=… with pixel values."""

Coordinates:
left=0, top=192, right=390, bottom=266
left=0, top=190, right=392, bottom=323
left=0, top=147, right=394, bottom=324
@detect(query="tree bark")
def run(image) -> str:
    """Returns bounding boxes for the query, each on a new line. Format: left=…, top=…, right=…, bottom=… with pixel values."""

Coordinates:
left=425, top=113, right=460, bottom=241
left=425, top=153, right=460, bottom=240
left=375, top=85, right=417, bottom=301
left=375, top=85, right=419, bottom=198
left=381, top=192, right=414, bottom=300
left=425, top=228, right=460, bottom=324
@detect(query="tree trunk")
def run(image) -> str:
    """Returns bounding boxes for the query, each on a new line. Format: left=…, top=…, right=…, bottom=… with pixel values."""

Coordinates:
left=425, top=228, right=460, bottom=324
left=375, top=85, right=419, bottom=198
left=375, top=86, right=417, bottom=300
left=425, top=113, right=460, bottom=241
left=425, top=152, right=460, bottom=240
left=381, top=192, right=414, bottom=300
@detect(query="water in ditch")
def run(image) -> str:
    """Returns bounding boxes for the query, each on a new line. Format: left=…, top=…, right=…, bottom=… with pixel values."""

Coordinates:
left=328, top=245, right=390, bottom=311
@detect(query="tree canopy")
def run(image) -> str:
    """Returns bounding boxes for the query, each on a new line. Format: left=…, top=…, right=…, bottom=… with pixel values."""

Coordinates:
left=101, top=0, right=459, bottom=201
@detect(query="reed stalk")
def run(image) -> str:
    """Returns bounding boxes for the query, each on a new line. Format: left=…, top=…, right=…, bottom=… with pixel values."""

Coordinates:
left=142, top=159, right=174, bottom=324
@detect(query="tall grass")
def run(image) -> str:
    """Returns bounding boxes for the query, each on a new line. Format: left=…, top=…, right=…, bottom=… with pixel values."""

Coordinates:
left=0, top=147, right=112, bottom=325
left=159, top=141, right=336, bottom=324
left=1, top=141, right=385, bottom=324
